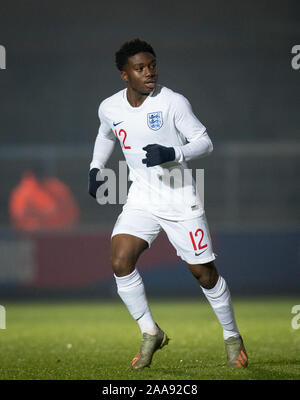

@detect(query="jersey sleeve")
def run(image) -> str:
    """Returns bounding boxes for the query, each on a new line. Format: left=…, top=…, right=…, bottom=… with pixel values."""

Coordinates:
left=90, top=103, right=116, bottom=170
left=173, top=94, right=206, bottom=141
left=173, top=94, right=213, bottom=162
left=98, top=103, right=116, bottom=140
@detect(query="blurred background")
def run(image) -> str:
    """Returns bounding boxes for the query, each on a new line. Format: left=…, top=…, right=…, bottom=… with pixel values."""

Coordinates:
left=0, top=0, right=299, bottom=299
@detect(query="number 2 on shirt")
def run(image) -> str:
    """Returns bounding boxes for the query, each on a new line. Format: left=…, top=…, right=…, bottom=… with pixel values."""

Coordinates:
left=189, top=229, right=208, bottom=251
left=115, top=129, right=131, bottom=149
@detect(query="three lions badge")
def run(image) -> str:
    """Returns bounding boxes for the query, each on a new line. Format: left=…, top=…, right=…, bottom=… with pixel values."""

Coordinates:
left=147, top=111, right=163, bottom=131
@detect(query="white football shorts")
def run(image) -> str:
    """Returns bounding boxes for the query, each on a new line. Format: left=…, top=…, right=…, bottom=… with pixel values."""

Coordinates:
left=111, top=203, right=216, bottom=265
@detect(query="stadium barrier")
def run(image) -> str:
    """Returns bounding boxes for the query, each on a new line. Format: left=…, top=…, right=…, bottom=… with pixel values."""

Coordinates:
left=0, top=228, right=298, bottom=298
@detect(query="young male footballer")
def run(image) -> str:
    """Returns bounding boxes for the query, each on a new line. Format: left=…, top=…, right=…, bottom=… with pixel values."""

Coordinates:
left=88, top=39, right=248, bottom=370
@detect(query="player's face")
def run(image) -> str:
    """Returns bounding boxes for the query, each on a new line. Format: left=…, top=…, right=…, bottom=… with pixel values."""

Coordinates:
left=121, top=52, right=157, bottom=95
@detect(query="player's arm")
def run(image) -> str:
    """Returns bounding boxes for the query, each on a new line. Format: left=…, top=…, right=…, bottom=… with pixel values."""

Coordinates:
left=172, top=94, right=213, bottom=163
left=142, top=95, right=213, bottom=167
left=89, top=105, right=116, bottom=198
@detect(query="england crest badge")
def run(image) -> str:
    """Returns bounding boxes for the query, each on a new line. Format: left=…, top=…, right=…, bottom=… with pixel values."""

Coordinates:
left=147, top=111, right=163, bottom=131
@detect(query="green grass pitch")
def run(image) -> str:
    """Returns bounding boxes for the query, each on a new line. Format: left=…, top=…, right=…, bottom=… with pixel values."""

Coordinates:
left=0, top=297, right=299, bottom=380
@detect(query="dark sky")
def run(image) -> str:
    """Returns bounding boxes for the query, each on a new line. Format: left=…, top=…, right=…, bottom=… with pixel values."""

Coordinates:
left=0, top=0, right=299, bottom=145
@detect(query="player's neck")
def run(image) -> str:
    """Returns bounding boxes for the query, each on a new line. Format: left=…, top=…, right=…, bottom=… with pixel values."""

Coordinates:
left=126, top=87, right=149, bottom=107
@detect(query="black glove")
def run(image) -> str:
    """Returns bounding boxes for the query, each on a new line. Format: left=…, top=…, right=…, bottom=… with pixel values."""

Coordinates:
left=88, top=168, right=107, bottom=198
left=142, top=144, right=175, bottom=167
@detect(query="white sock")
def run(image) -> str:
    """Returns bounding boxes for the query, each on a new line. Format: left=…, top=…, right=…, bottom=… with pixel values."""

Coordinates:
left=114, top=269, right=158, bottom=335
left=201, top=276, right=240, bottom=340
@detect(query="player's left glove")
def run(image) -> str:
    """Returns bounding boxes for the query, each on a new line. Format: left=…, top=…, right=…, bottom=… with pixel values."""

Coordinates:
left=142, top=144, right=175, bottom=167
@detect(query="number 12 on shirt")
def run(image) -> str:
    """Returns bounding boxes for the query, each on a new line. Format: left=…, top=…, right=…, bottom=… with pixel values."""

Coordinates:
left=115, top=129, right=131, bottom=149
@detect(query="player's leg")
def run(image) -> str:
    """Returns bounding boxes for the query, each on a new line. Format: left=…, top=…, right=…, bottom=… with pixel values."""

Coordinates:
left=112, top=233, right=158, bottom=335
left=188, top=261, right=240, bottom=340
left=111, top=233, right=147, bottom=276
left=160, top=213, right=248, bottom=368
left=111, top=207, right=169, bottom=369
left=188, top=261, right=248, bottom=368
left=187, top=260, right=219, bottom=289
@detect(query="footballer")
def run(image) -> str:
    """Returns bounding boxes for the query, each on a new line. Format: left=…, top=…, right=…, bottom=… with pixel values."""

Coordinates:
left=88, top=39, right=248, bottom=370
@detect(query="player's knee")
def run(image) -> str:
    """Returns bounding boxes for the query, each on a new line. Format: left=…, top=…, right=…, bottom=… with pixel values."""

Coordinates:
left=112, top=252, right=135, bottom=277
left=198, top=273, right=216, bottom=289
left=199, top=268, right=219, bottom=289
left=189, top=262, right=219, bottom=289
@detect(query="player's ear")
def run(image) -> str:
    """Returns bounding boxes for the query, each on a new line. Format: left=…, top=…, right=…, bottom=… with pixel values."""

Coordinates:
left=120, top=70, right=128, bottom=84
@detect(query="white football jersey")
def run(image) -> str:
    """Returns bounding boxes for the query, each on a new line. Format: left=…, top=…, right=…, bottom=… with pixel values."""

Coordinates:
left=95, top=85, right=208, bottom=221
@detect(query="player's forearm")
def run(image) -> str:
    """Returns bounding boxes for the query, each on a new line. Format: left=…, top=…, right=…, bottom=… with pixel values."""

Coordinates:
left=174, top=132, right=213, bottom=162
left=90, top=133, right=115, bottom=170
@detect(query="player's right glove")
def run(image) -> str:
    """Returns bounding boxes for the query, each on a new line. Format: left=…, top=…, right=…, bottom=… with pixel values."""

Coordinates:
left=88, top=168, right=107, bottom=199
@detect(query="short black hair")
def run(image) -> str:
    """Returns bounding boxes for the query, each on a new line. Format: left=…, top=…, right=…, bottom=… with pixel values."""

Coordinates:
left=115, top=39, right=156, bottom=71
